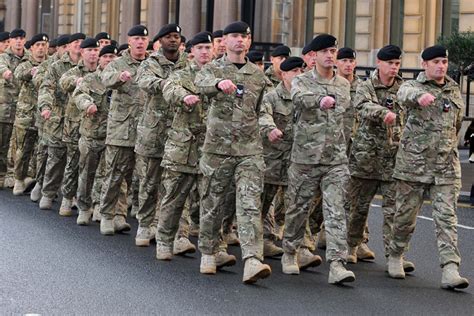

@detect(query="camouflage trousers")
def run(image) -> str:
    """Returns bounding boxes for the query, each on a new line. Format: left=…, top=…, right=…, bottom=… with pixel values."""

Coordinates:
left=389, top=180, right=461, bottom=267
left=156, top=169, right=201, bottom=247
left=283, top=162, right=349, bottom=262
left=99, top=145, right=135, bottom=220
left=0, top=122, right=13, bottom=182
left=61, top=142, right=80, bottom=199
left=272, top=186, right=286, bottom=227
left=186, top=183, right=200, bottom=226
left=76, top=136, right=105, bottom=213
left=13, top=127, right=37, bottom=181
left=199, top=153, right=265, bottom=261
left=35, top=129, right=48, bottom=185
left=262, top=183, right=285, bottom=241
left=347, top=177, right=395, bottom=256
left=6, top=124, right=16, bottom=183
left=135, top=154, right=164, bottom=228
left=42, top=143, right=67, bottom=199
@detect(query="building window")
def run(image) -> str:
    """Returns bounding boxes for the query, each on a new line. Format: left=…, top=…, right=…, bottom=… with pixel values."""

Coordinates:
left=390, top=0, right=404, bottom=47
left=442, top=0, right=460, bottom=35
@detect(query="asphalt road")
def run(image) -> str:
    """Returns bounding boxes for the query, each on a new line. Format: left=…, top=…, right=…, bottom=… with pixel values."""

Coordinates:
left=1, top=189, right=473, bottom=315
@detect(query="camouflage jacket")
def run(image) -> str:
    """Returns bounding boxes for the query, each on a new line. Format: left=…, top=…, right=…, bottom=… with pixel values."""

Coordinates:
left=32, top=53, right=58, bottom=132
left=349, top=69, right=405, bottom=181
left=100, top=50, right=147, bottom=147
left=38, top=53, right=78, bottom=146
left=59, top=60, right=97, bottom=143
left=259, top=82, right=294, bottom=185
left=265, top=65, right=280, bottom=87
left=195, top=55, right=271, bottom=156
left=162, top=60, right=209, bottom=173
left=73, top=68, right=110, bottom=140
left=135, top=49, right=187, bottom=157
left=13, top=55, right=44, bottom=130
left=346, top=76, right=362, bottom=143
left=0, top=48, right=26, bottom=123
left=290, top=68, right=351, bottom=165
left=394, top=72, right=463, bottom=185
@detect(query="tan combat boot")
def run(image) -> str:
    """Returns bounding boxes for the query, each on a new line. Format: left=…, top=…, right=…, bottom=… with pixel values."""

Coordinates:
left=263, top=240, right=284, bottom=257
left=156, top=244, right=173, bottom=260
left=30, top=183, right=42, bottom=202
left=39, top=196, right=53, bottom=210
left=12, top=179, right=25, bottom=196
left=135, top=226, right=156, bottom=247
left=281, top=252, right=300, bottom=275
left=441, top=263, right=469, bottom=290
left=347, top=246, right=358, bottom=264
left=243, top=257, right=271, bottom=284
left=100, top=218, right=115, bottom=235
left=173, top=237, right=196, bottom=255
left=189, top=222, right=199, bottom=237
left=356, top=243, right=375, bottom=261
left=200, top=254, right=217, bottom=274
left=298, top=247, right=322, bottom=270
left=224, top=231, right=240, bottom=246
left=328, top=261, right=356, bottom=284
left=215, top=251, right=237, bottom=269
left=59, top=198, right=73, bottom=216
left=77, top=210, right=92, bottom=226
left=113, top=215, right=131, bottom=232
left=92, top=204, right=101, bottom=222
left=387, top=255, right=405, bottom=279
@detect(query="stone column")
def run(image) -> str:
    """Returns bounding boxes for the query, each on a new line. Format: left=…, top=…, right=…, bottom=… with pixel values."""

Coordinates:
left=119, top=0, right=140, bottom=43
left=147, top=0, right=169, bottom=35
left=179, top=0, right=201, bottom=38
left=5, top=0, right=21, bottom=31
left=213, top=0, right=238, bottom=30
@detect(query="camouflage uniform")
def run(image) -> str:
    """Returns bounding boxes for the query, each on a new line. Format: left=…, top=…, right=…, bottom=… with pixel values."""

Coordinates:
left=135, top=49, right=187, bottom=229
left=99, top=49, right=146, bottom=220
left=59, top=61, right=97, bottom=200
left=195, top=55, right=271, bottom=260
left=0, top=48, right=24, bottom=185
left=347, top=70, right=404, bottom=256
left=258, top=82, right=293, bottom=242
left=156, top=60, right=208, bottom=249
left=38, top=53, right=78, bottom=199
left=12, top=54, right=43, bottom=181
left=264, top=65, right=280, bottom=87
left=283, top=68, right=350, bottom=262
left=389, top=72, right=463, bottom=267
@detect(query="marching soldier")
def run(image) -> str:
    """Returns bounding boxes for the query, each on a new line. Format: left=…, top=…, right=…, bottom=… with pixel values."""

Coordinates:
left=265, top=45, right=290, bottom=87
left=0, top=32, right=10, bottom=54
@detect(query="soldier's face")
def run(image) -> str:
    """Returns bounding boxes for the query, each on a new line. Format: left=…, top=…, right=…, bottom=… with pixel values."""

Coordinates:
left=314, top=47, right=337, bottom=69
left=30, top=41, right=48, bottom=59
left=57, top=45, right=67, bottom=57
left=128, top=36, right=149, bottom=56
left=224, top=33, right=249, bottom=54
left=377, top=59, right=401, bottom=79
left=98, top=39, right=111, bottom=48
left=68, top=39, right=83, bottom=56
left=99, top=53, right=117, bottom=69
left=48, top=46, right=56, bottom=55
left=303, top=52, right=316, bottom=70
left=153, top=40, right=161, bottom=51
left=213, top=37, right=226, bottom=58
left=0, top=40, right=9, bottom=53
left=159, top=32, right=181, bottom=53
left=336, top=58, right=356, bottom=77
left=179, top=41, right=186, bottom=53
left=271, top=55, right=287, bottom=73
left=10, top=36, right=25, bottom=51
left=282, top=67, right=303, bottom=87
left=191, top=43, right=213, bottom=66
left=81, top=47, right=100, bottom=64
left=423, top=57, right=448, bottom=81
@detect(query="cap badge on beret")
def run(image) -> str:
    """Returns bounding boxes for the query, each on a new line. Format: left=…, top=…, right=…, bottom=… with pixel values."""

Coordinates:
left=177, top=26, right=181, bottom=33
left=43, top=36, right=47, bottom=41
left=144, top=29, right=148, bottom=36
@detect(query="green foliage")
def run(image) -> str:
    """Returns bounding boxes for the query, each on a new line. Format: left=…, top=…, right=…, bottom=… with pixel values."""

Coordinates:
left=438, top=30, right=474, bottom=72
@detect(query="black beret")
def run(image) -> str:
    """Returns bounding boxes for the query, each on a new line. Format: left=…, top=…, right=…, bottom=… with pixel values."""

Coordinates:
left=271, top=45, right=291, bottom=57
left=302, top=43, right=311, bottom=55
left=57, top=34, right=70, bottom=47
left=181, top=35, right=186, bottom=43
left=24, top=41, right=31, bottom=50
left=117, top=43, right=129, bottom=54
left=49, top=38, right=58, bottom=48
left=111, top=40, right=118, bottom=48
left=377, top=44, right=402, bottom=61
left=307, top=34, right=338, bottom=52
left=421, top=45, right=448, bottom=61
left=223, top=21, right=251, bottom=35
left=95, top=32, right=111, bottom=41
left=30, top=33, right=49, bottom=46
left=69, top=32, right=86, bottom=43
left=147, top=42, right=154, bottom=51
left=156, top=23, right=181, bottom=39
left=0, top=32, right=9, bottom=42
left=247, top=50, right=264, bottom=63
left=280, top=56, right=305, bottom=71
left=99, top=44, right=118, bottom=57
left=337, top=47, right=356, bottom=60
left=10, top=28, right=26, bottom=38
left=127, top=25, right=148, bottom=37
left=190, top=31, right=213, bottom=46
left=80, top=37, right=100, bottom=49
left=185, top=41, right=192, bottom=53
left=212, top=30, right=223, bottom=38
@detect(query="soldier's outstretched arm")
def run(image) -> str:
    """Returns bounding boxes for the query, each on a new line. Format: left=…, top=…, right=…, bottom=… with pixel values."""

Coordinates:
left=162, top=72, right=194, bottom=110
left=14, top=61, right=33, bottom=82
left=100, top=60, right=125, bottom=89
left=0, top=53, right=10, bottom=75
left=60, top=68, right=80, bottom=93
left=33, top=62, right=48, bottom=90
left=258, top=92, right=277, bottom=136
left=195, top=64, right=222, bottom=97
left=291, top=76, right=321, bottom=110
left=73, top=75, right=95, bottom=111
left=355, top=81, right=390, bottom=122
left=37, top=65, right=58, bottom=112
left=137, top=59, right=166, bottom=94
left=396, top=81, right=423, bottom=108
